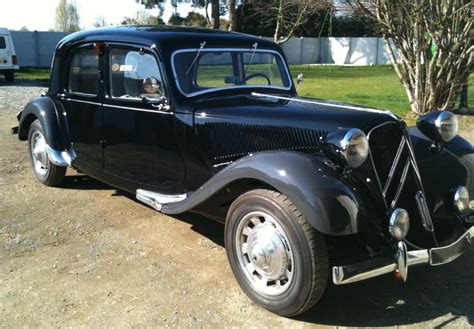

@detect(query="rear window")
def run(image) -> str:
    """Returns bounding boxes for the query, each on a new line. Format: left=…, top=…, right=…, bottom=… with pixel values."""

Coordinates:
left=68, top=47, right=99, bottom=95
left=0, top=37, right=6, bottom=49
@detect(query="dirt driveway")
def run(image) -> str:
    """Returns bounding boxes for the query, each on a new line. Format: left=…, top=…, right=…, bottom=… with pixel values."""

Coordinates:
left=1, top=81, right=473, bottom=327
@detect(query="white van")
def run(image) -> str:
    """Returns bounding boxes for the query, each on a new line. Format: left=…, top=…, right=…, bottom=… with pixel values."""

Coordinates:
left=0, top=28, right=19, bottom=83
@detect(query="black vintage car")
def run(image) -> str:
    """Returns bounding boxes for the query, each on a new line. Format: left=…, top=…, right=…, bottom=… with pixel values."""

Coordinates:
left=12, top=26, right=474, bottom=316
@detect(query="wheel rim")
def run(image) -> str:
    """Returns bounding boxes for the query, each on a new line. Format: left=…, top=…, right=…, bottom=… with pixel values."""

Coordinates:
left=30, top=131, right=48, bottom=176
left=235, top=211, right=294, bottom=296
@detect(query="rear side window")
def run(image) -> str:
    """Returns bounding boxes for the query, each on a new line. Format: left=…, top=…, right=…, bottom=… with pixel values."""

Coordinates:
left=0, top=37, right=6, bottom=49
left=69, top=47, right=99, bottom=95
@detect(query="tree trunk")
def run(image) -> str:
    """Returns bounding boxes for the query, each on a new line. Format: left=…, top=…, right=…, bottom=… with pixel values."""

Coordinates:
left=205, top=0, right=211, bottom=25
left=273, top=0, right=284, bottom=43
left=228, top=0, right=237, bottom=31
left=211, top=0, right=220, bottom=30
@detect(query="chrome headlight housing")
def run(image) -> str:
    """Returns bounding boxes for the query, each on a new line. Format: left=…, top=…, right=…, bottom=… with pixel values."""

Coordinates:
left=324, top=128, right=369, bottom=168
left=417, top=110, right=458, bottom=143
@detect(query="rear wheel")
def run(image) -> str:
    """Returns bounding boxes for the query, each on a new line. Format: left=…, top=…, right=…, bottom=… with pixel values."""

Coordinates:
left=27, top=119, right=66, bottom=186
left=4, top=71, right=14, bottom=83
left=225, top=189, right=328, bottom=317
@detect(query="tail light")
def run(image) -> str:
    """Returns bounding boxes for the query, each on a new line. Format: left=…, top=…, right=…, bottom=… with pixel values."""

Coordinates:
left=12, top=55, right=17, bottom=65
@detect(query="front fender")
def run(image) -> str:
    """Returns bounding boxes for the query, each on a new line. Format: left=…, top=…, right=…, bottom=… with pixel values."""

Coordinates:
left=18, top=96, right=71, bottom=151
left=409, top=127, right=474, bottom=200
left=163, top=151, right=369, bottom=235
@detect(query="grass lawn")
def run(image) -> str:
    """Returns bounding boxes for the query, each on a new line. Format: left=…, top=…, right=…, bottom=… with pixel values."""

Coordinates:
left=292, top=65, right=474, bottom=120
left=16, top=67, right=50, bottom=81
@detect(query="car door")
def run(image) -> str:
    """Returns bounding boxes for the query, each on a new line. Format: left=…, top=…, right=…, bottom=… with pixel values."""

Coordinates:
left=60, top=44, right=103, bottom=173
left=102, top=44, right=185, bottom=190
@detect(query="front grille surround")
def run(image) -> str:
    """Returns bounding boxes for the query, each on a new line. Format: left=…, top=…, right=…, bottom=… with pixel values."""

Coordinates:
left=367, top=121, right=434, bottom=233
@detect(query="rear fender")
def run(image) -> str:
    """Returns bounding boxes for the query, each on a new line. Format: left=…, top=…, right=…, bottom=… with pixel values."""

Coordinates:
left=163, top=151, right=368, bottom=236
left=18, top=96, right=71, bottom=150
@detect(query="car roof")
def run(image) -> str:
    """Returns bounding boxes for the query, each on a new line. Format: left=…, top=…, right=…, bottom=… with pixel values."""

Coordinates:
left=56, top=25, right=280, bottom=56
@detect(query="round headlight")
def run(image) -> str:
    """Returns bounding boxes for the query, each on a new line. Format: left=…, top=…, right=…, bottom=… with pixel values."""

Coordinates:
left=389, top=208, right=410, bottom=241
left=454, top=186, right=470, bottom=213
left=435, top=111, right=458, bottom=142
left=340, top=129, right=369, bottom=168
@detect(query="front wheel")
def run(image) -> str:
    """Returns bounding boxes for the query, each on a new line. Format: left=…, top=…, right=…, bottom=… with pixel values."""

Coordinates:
left=225, top=189, right=328, bottom=317
left=27, top=119, right=66, bottom=186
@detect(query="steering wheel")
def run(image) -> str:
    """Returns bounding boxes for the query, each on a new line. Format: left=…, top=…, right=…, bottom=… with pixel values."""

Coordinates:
left=243, top=72, right=271, bottom=85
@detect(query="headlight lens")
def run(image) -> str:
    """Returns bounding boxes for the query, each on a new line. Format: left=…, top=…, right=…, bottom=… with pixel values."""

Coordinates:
left=340, top=129, right=369, bottom=168
left=389, top=208, right=410, bottom=241
left=435, top=111, right=458, bottom=142
left=454, top=186, right=470, bottom=213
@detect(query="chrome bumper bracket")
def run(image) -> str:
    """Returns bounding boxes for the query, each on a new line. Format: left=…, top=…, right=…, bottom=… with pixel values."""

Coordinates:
left=333, top=226, right=474, bottom=285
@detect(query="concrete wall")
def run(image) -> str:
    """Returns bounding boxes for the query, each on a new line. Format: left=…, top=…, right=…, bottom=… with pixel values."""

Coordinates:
left=10, top=31, right=396, bottom=67
left=10, top=31, right=69, bottom=67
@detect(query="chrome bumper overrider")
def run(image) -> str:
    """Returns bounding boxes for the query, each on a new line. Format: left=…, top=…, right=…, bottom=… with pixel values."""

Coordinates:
left=332, top=226, right=474, bottom=285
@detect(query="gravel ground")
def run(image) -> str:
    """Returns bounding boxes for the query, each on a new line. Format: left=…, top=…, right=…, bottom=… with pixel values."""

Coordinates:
left=1, top=79, right=473, bottom=327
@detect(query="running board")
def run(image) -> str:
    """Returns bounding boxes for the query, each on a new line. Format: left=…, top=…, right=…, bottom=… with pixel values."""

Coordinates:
left=136, top=189, right=188, bottom=212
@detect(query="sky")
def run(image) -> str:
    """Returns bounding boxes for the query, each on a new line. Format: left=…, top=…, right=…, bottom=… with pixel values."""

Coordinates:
left=0, top=0, right=205, bottom=31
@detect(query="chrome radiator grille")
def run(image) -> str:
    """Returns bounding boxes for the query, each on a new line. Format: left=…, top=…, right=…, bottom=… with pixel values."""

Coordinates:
left=368, top=122, right=434, bottom=232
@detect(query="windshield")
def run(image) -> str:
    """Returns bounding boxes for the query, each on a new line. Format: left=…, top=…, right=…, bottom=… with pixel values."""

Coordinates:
left=172, top=49, right=292, bottom=97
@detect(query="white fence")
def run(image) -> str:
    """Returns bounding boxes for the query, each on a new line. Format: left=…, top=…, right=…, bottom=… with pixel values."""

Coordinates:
left=274, top=37, right=394, bottom=65
left=10, top=31, right=395, bottom=67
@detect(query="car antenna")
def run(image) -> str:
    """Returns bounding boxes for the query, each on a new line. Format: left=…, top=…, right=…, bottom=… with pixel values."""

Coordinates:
left=185, top=41, right=206, bottom=76
left=245, top=42, right=258, bottom=73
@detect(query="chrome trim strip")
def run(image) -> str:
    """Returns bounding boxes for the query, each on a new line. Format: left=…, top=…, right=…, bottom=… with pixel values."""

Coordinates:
left=383, top=136, right=406, bottom=196
left=390, top=159, right=411, bottom=210
left=64, top=98, right=101, bottom=106
left=367, top=148, right=388, bottom=209
left=332, top=227, right=474, bottom=285
left=416, top=191, right=434, bottom=232
left=136, top=189, right=188, bottom=212
left=102, top=104, right=173, bottom=115
left=404, top=128, right=435, bottom=232
left=64, top=98, right=173, bottom=115
left=46, top=145, right=76, bottom=166
left=171, top=48, right=292, bottom=98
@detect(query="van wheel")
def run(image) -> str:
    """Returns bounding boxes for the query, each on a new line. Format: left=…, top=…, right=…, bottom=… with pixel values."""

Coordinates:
left=27, top=119, right=66, bottom=186
left=4, top=71, right=14, bottom=83
left=225, top=189, right=328, bottom=317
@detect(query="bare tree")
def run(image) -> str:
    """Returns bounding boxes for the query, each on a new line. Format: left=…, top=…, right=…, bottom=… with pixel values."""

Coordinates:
left=347, top=0, right=473, bottom=115
left=55, top=0, right=80, bottom=32
left=247, top=0, right=329, bottom=44
left=93, top=16, right=109, bottom=28
left=121, top=10, right=164, bottom=25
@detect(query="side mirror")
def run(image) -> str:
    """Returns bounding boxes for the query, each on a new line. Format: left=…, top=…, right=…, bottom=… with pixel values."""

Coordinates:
left=296, top=73, right=303, bottom=91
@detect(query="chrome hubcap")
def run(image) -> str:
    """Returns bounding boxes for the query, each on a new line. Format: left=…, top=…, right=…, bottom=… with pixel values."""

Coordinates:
left=31, top=131, right=48, bottom=176
left=236, top=211, right=294, bottom=295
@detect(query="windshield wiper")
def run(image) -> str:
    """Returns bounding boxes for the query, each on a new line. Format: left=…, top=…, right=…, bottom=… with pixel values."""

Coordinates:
left=185, top=41, right=206, bottom=76
left=245, top=42, right=258, bottom=74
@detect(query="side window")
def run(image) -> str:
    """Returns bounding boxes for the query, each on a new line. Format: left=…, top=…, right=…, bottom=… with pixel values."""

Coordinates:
left=109, top=48, right=164, bottom=100
left=0, top=37, right=6, bottom=49
left=69, top=47, right=99, bottom=95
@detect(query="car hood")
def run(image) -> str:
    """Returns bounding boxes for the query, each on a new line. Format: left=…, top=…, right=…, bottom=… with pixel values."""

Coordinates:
left=193, top=92, right=399, bottom=165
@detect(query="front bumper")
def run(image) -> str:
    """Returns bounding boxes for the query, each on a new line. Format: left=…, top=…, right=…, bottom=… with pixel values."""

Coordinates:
left=333, top=226, right=474, bottom=285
